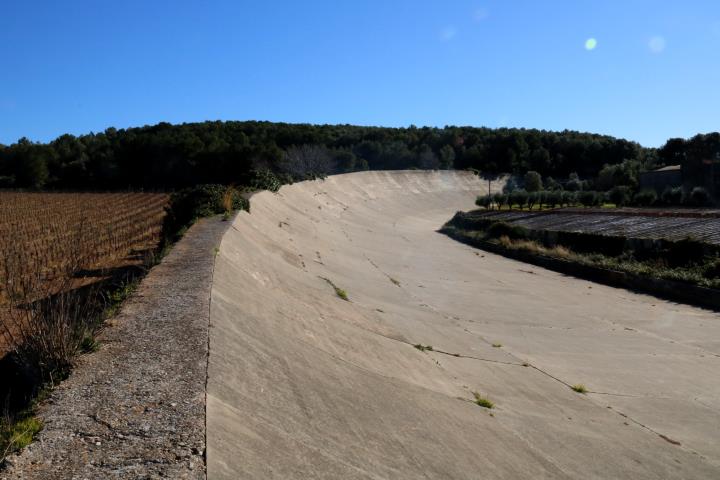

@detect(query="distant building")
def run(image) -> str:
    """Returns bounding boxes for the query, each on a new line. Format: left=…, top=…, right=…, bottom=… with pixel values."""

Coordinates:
left=682, top=156, right=720, bottom=200
left=639, top=165, right=682, bottom=193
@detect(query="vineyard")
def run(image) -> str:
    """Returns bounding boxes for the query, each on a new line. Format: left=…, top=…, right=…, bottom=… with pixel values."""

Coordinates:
left=0, top=192, right=169, bottom=355
left=459, top=208, right=720, bottom=245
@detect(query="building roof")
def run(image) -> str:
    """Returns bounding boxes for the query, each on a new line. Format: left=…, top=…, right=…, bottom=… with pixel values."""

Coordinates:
left=652, top=165, right=681, bottom=172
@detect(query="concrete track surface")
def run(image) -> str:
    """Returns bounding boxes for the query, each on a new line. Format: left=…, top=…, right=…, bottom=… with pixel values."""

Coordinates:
left=207, top=171, right=720, bottom=479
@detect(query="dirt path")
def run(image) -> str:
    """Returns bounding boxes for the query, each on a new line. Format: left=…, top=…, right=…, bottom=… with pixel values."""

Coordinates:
left=3, top=216, right=230, bottom=479
left=208, top=171, right=720, bottom=479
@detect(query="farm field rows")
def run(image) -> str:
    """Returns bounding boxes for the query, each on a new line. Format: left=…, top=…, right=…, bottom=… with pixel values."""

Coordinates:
left=0, top=192, right=169, bottom=354
left=463, top=208, right=720, bottom=245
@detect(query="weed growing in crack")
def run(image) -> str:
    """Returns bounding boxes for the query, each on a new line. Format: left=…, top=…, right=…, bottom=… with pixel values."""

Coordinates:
left=492, top=343, right=502, bottom=348
left=319, top=277, right=349, bottom=301
left=389, top=277, right=401, bottom=286
left=473, top=392, right=494, bottom=409
left=571, top=384, right=588, bottom=394
left=414, top=344, right=433, bottom=352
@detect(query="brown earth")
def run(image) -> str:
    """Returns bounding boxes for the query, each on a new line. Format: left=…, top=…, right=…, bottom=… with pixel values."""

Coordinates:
left=2, top=216, right=229, bottom=479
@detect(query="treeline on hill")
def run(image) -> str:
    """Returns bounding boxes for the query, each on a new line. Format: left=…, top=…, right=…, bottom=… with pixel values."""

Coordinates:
left=475, top=132, right=720, bottom=208
left=0, top=121, right=661, bottom=191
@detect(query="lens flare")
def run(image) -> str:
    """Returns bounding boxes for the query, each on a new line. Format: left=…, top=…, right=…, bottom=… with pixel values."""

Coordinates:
left=585, top=38, right=597, bottom=50
left=648, top=36, right=666, bottom=54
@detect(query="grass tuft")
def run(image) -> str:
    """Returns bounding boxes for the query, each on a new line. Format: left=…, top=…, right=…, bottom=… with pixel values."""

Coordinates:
left=1, top=414, right=43, bottom=461
left=79, top=336, right=100, bottom=354
left=473, top=392, right=494, bottom=409
left=571, top=384, right=588, bottom=394
left=413, top=344, right=433, bottom=352
left=319, top=277, right=349, bottom=301
left=492, top=343, right=502, bottom=348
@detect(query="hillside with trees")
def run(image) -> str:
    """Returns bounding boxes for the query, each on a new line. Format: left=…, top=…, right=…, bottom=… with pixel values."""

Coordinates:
left=0, top=121, right=657, bottom=191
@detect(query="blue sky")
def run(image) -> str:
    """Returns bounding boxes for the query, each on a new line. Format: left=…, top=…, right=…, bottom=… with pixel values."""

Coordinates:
left=1, top=0, right=719, bottom=147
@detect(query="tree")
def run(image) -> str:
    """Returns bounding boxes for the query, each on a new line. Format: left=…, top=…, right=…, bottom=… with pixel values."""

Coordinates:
left=566, top=172, right=583, bottom=191
left=561, top=190, right=575, bottom=207
left=0, top=120, right=659, bottom=191
left=439, top=145, right=455, bottom=170
left=476, top=194, right=492, bottom=209
left=657, top=138, right=687, bottom=166
left=529, top=147, right=551, bottom=171
left=608, top=186, right=631, bottom=207
left=661, top=186, right=683, bottom=205
left=524, top=171, right=543, bottom=192
left=12, top=138, right=51, bottom=189
left=596, top=160, right=640, bottom=191
left=689, top=187, right=710, bottom=206
left=416, top=145, right=440, bottom=169
left=633, top=189, right=657, bottom=207
left=527, top=191, right=539, bottom=210
left=280, top=144, right=336, bottom=179
left=545, top=190, right=561, bottom=208
left=544, top=176, right=561, bottom=191
left=579, top=191, right=597, bottom=207
left=492, top=193, right=507, bottom=210
left=333, top=149, right=357, bottom=172
left=510, top=189, right=529, bottom=210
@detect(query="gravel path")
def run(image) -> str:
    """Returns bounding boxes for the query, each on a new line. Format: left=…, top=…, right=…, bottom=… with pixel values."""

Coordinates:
left=2, top=216, right=230, bottom=479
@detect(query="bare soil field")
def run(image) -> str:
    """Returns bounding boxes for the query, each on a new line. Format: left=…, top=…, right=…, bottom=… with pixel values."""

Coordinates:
left=209, top=171, right=720, bottom=479
left=0, top=192, right=168, bottom=354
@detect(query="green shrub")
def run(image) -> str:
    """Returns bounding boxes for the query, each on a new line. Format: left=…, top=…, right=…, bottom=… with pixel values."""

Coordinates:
left=703, top=257, right=720, bottom=280
left=524, top=171, right=543, bottom=192
left=633, top=189, right=657, bottom=206
left=578, top=190, right=597, bottom=207
left=544, top=190, right=562, bottom=208
left=486, top=221, right=528, bottom=240
left=527, top=191, right=539, bottom=209
left=561, top=190, right=576, bottom=207
left=1, top=415, right=42, bottom=456
left=473, top=392, right=494, bottom=409
left=162, top=184, right=249, bottom=243
left=661, top=186, right=683, bottom=205
left=492, top=193, right=507, bottom=209
left=538, top=191, right=547, bottom=209
left=608, top=186, right=632, bottom=207
left=689, top=187, right=710, bottom=206
left=510, top=189, right=529, bottom=209
left=476, top=194, right=492, bottom=209
left=249, top=169, right=290, bottom=192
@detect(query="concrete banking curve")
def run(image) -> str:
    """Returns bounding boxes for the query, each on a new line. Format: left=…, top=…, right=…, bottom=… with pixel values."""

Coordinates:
left=207, top=170, right=720, bottom=479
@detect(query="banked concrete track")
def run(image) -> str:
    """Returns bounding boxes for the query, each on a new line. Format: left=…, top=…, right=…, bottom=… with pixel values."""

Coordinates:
left=208, top=171, right=720, bottom=479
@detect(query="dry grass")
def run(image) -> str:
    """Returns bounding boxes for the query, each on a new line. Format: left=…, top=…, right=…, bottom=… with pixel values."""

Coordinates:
left=221, top=187, right=236, bottom=212
left=571, top=384, right=588, bottom=394
left=497, top=235, right=575, bottom=260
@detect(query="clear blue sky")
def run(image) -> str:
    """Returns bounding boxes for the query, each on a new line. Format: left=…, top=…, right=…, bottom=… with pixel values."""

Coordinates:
left=1, top=0, right=719, bottom=147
